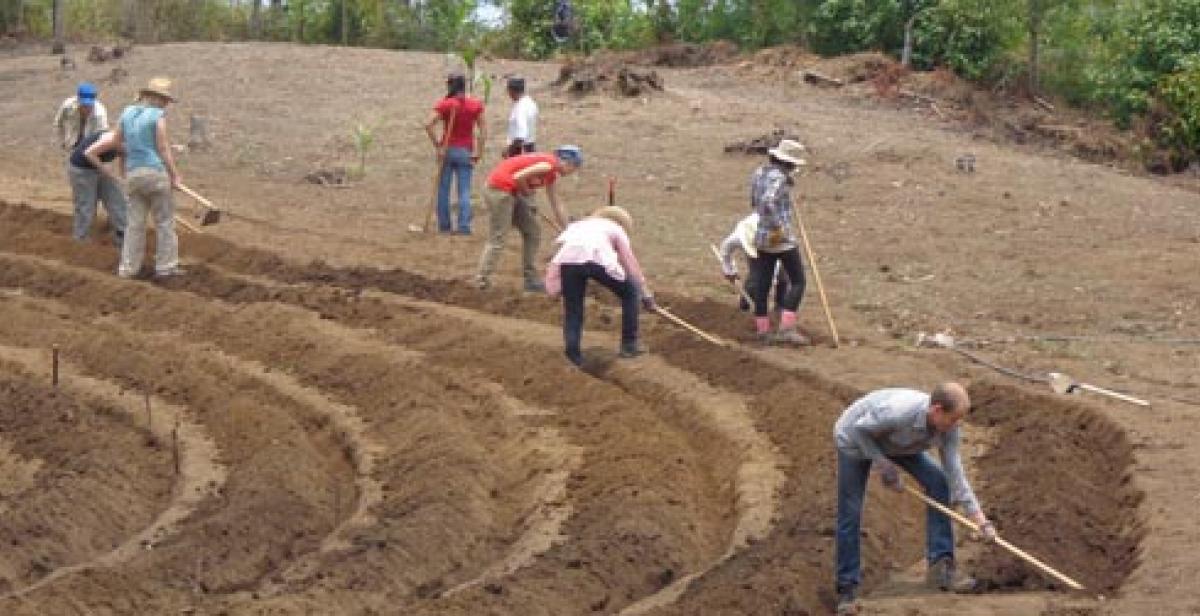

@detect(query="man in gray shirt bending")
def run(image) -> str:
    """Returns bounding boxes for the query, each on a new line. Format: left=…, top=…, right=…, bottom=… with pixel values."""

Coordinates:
left=832, top=382, right=996, bottom=615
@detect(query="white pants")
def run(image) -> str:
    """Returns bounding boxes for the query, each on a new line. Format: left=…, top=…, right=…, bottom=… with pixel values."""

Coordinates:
left=119, top=168, right=178, bottom=277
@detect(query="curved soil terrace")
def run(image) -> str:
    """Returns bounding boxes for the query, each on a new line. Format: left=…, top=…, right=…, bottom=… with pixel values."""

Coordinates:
left=1, top=201, right=1143, bottom=613
left=0, top=360, right=174, bottom=597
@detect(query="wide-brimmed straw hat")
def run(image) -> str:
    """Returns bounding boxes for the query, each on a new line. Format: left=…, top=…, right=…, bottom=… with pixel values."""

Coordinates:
left=139, top=77, right=175, bottom=102
left=768, top=139, right=807, bottom=166
left=592, top=205, right=633, bottom=232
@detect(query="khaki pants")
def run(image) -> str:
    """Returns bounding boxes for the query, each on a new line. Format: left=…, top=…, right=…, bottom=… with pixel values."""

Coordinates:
left=119, top=168, right=178, bottom=277
left=475, top=187, right=541, bottom=285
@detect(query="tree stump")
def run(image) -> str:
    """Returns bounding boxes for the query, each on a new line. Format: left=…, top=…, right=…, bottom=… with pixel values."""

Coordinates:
left=188, top=114, right=211, bottom=150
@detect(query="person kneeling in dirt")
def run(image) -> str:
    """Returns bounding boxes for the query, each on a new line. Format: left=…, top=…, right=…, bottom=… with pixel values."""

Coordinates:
left=111, top=77, right=185, bottom=279
left=832, top=383, right=997, bottom=616
left=73, top=129, right=128, bottom=246
left=718, top=212, right=790, bottom=314
left=747, top=140, right=808, bottom=345
left=475, top=146, right=579, bottom=292
left=545, top=206, right=655, bottom=366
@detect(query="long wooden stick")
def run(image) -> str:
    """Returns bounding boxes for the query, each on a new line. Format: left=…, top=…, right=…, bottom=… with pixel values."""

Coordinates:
left=423, top=102, right=459, bottom=233
left=709, top=243, right=754, bottom=306
left=174, top=214, right=202, bottom=234
left=536, top=208, right=562, bottom=234
left=176, top=184, right=216, bottom=210
left=653, top=306, right=730, bottom=347
left=792, top=205, right=840, bottom=347
left=904, top=486, right=1085, bottom=591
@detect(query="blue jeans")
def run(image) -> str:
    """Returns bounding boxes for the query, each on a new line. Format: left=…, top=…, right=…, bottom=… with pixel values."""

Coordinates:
left=835, top=450, right=955, bottom=592
left=437, top=146, right=474, bottom=233
left=560, top=262, right=640, bottom=366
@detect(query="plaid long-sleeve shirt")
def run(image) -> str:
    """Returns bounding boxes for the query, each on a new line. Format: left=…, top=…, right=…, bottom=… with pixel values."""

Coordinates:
left=749, top=163, right=797, bottom=253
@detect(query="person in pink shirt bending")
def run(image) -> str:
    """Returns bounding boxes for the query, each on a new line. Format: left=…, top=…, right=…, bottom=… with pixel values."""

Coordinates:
left=545, top=206, right=657, bottom=366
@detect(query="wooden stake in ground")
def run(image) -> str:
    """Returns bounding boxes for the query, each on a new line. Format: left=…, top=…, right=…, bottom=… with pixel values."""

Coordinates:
left=51, top=344, right=59, bottom=388
left=607, top=176, right=616, bottom=206
left=709, top=243, right=755, bottom=306
left=418, top=103, right=459, bottom=234
left=904, top=485, right=1085, bottom=591
left=791, top=204, right=840, bottom=347
left=144, top=391, right=152, bottom=433
left=652, top=305, right=731, bottom=347
left=172, top=418, right=180, bottom=475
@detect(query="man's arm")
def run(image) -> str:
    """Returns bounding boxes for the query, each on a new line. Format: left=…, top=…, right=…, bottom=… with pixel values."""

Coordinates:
left=938, top=430, right=984, bottom=520
left=155, top=117, right=182, bottom=188
left=94, top=103, right=110, bottom=132
left=53, top=100, right=69, bottom=148
left=473, top=112, right=487, bottom=164
left=423, top=110, right=443, bottom=148
left=543, top=183, right=567, bottom=229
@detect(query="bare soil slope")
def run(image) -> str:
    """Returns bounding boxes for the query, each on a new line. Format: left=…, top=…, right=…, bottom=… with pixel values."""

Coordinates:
left=1, top=42, right=1197, bottom=615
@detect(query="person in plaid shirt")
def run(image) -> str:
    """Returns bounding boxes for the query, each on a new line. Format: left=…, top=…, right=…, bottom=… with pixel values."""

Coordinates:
left=748, top=139, right=809, bottom=345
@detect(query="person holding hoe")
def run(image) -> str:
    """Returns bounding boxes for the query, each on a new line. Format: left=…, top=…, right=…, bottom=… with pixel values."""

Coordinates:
left=475, top=146, right=581, bottom=292
left=423, top=72, right=486, bottom=235
left=545, top=205, right=655, bottom=366
left=717, top=212, right=790, bottom=315
left=747, top=139, right=809, bottom=345
left=832, top=382, right=997, bottom=615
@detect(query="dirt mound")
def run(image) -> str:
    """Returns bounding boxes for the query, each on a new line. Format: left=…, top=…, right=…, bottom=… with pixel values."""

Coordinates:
left=553, top=55, right=664, bottom=97
left=723, top=127, right=803, bottom=155
left=632, top=41, right=739, bottom=67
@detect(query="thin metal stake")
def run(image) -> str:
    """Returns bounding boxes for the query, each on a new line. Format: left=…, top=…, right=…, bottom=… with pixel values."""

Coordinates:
left=51, top=344, right=59, bottom=388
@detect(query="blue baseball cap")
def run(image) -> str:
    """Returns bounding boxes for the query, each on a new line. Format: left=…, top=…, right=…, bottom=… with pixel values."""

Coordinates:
left=554, top=145, right=583, bottom=168
left=77, top=82, right=98, bottom=106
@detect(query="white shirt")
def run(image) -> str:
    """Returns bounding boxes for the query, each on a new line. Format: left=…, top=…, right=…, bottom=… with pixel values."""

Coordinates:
left=53, top=96, right=109, bottom=150
left=507, top=95, right=538, bottom=145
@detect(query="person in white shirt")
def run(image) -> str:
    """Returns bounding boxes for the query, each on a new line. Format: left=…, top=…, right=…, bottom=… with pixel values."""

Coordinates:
left=503, top=77, right=539, bottom=158
left=718, top=212, right=791, bottom=316
left=53, top=82, right=109, bottom=151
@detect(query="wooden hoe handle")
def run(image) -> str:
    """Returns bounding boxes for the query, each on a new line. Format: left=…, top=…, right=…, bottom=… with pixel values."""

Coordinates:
left=653, top=306, right=730, bottom=348
left=904, top=486, right=1085, bottom=591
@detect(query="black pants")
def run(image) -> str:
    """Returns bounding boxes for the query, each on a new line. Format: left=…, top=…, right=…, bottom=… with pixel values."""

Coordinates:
left=742, top=264, right=791, bottom=311
left=561, top=262, right=639, bottom=365
left=748, top=248, right=805, bottom=317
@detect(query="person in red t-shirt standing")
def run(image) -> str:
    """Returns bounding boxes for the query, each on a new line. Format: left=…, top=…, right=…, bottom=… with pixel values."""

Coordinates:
left=423, top=73, right=487, bottom=234
left=474, top=146, right=582, bottom=291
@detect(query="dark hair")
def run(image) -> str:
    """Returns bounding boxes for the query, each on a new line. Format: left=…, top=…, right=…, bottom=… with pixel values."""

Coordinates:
left=446, top=75, right=467, bottom=97
left=931, top=383, right=967, bottom=413
left=507, top=77, right=526, bottom=93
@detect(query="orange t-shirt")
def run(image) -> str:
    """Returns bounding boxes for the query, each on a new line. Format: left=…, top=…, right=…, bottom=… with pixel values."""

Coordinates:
left=487, top=153, right=561, bottom=194
left=433, top=96, right=484, bottom=149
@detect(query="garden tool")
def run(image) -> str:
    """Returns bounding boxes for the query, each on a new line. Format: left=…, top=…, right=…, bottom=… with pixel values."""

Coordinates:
left=176, top=184, right=222, bottom=225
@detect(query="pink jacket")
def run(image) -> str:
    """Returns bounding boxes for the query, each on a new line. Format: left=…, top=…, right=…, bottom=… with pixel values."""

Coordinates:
left=545, top=217, right=647, bottom=296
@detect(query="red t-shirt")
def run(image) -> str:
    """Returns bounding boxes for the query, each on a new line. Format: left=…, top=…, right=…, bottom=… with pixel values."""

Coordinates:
left=433, top=96, right=484, bottom=149
left=487, top=153, right=561, bottom=194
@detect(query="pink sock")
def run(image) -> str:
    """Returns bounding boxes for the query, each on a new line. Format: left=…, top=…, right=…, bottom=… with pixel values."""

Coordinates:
left=780, top=310, right=797, bottom=329
left=755, top=317, right=771, bottom=334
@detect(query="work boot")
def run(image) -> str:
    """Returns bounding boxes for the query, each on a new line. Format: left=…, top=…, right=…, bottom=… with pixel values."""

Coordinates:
left=926, top=556, right=979, bottom=593
left=835, top=587, right=858, bottom=616
left=154, top=267, right=187, bottom=279
left=524, top=279, right=547, bottom=293
left=773, top=326, right=811, bottom=346
left=475, top=276, right=491, bottom=291
left=618, top=340, right=647, bottom=358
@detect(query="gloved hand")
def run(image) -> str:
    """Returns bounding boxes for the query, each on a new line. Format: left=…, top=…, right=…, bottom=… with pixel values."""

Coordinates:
left=876, top=460, right=903, bottom=492
left=641, top=294, right=657, bottom=311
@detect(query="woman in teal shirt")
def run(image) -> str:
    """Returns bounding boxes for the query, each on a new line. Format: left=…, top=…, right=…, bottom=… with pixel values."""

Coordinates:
left=113, top=77, right=184, bottom=279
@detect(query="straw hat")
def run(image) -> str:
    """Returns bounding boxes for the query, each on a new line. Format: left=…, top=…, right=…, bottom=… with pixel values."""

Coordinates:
left=592, top=205, right=633, bottom=232
left=139, top=77, right=175, bottom=102
left=768, top=139, right=807, bottom=166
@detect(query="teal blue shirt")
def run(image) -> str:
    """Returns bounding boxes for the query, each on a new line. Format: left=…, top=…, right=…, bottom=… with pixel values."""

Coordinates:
left=119, top=104, right=165, bottom=172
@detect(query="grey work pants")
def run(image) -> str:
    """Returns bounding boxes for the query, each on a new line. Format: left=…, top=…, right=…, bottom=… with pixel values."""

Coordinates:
left=68, top=162, right=128, bottom=245
left=119, top=168, right=179, bottom=277
left=475, top=187, right=541, bottom=285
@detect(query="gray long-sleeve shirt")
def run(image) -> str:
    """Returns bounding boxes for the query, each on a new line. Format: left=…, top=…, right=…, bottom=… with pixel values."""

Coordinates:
left=834, top=388, right=982, bottom=515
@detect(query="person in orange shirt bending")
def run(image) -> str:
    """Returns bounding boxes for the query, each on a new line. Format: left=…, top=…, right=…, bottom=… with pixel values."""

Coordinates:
left=474, top=146, right=582, bottom=291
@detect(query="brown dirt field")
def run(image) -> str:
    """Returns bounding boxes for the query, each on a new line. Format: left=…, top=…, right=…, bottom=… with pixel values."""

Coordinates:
left=1, top=41, right=1199, bottom=615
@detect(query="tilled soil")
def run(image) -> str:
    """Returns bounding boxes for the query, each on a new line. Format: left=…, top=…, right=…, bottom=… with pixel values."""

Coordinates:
left=0, top=200, right=1140, bottom=614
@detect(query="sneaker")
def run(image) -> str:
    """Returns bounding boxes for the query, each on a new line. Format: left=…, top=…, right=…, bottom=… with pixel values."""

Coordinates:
left=756, top=331, right=774, bottom=346
left=773, top=327, right=811, bottom=346
left=926, top=556, right=979, bottom=593
left=835, top=587, right=857, bottom=615
left=618, top=341, right=647, bottom=358
left=523, top=280, right=547, bottom=293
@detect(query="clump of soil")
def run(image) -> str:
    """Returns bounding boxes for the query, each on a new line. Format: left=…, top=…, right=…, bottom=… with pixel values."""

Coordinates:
left=554, top=55, right=664, bottom=97
left=304, top=167, right=350, bottom=187
left=631, top=41, right=739, bottom=67
left=86, top=44, right=129, bottom=63
left=723, top=128, right=802, bottom=155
